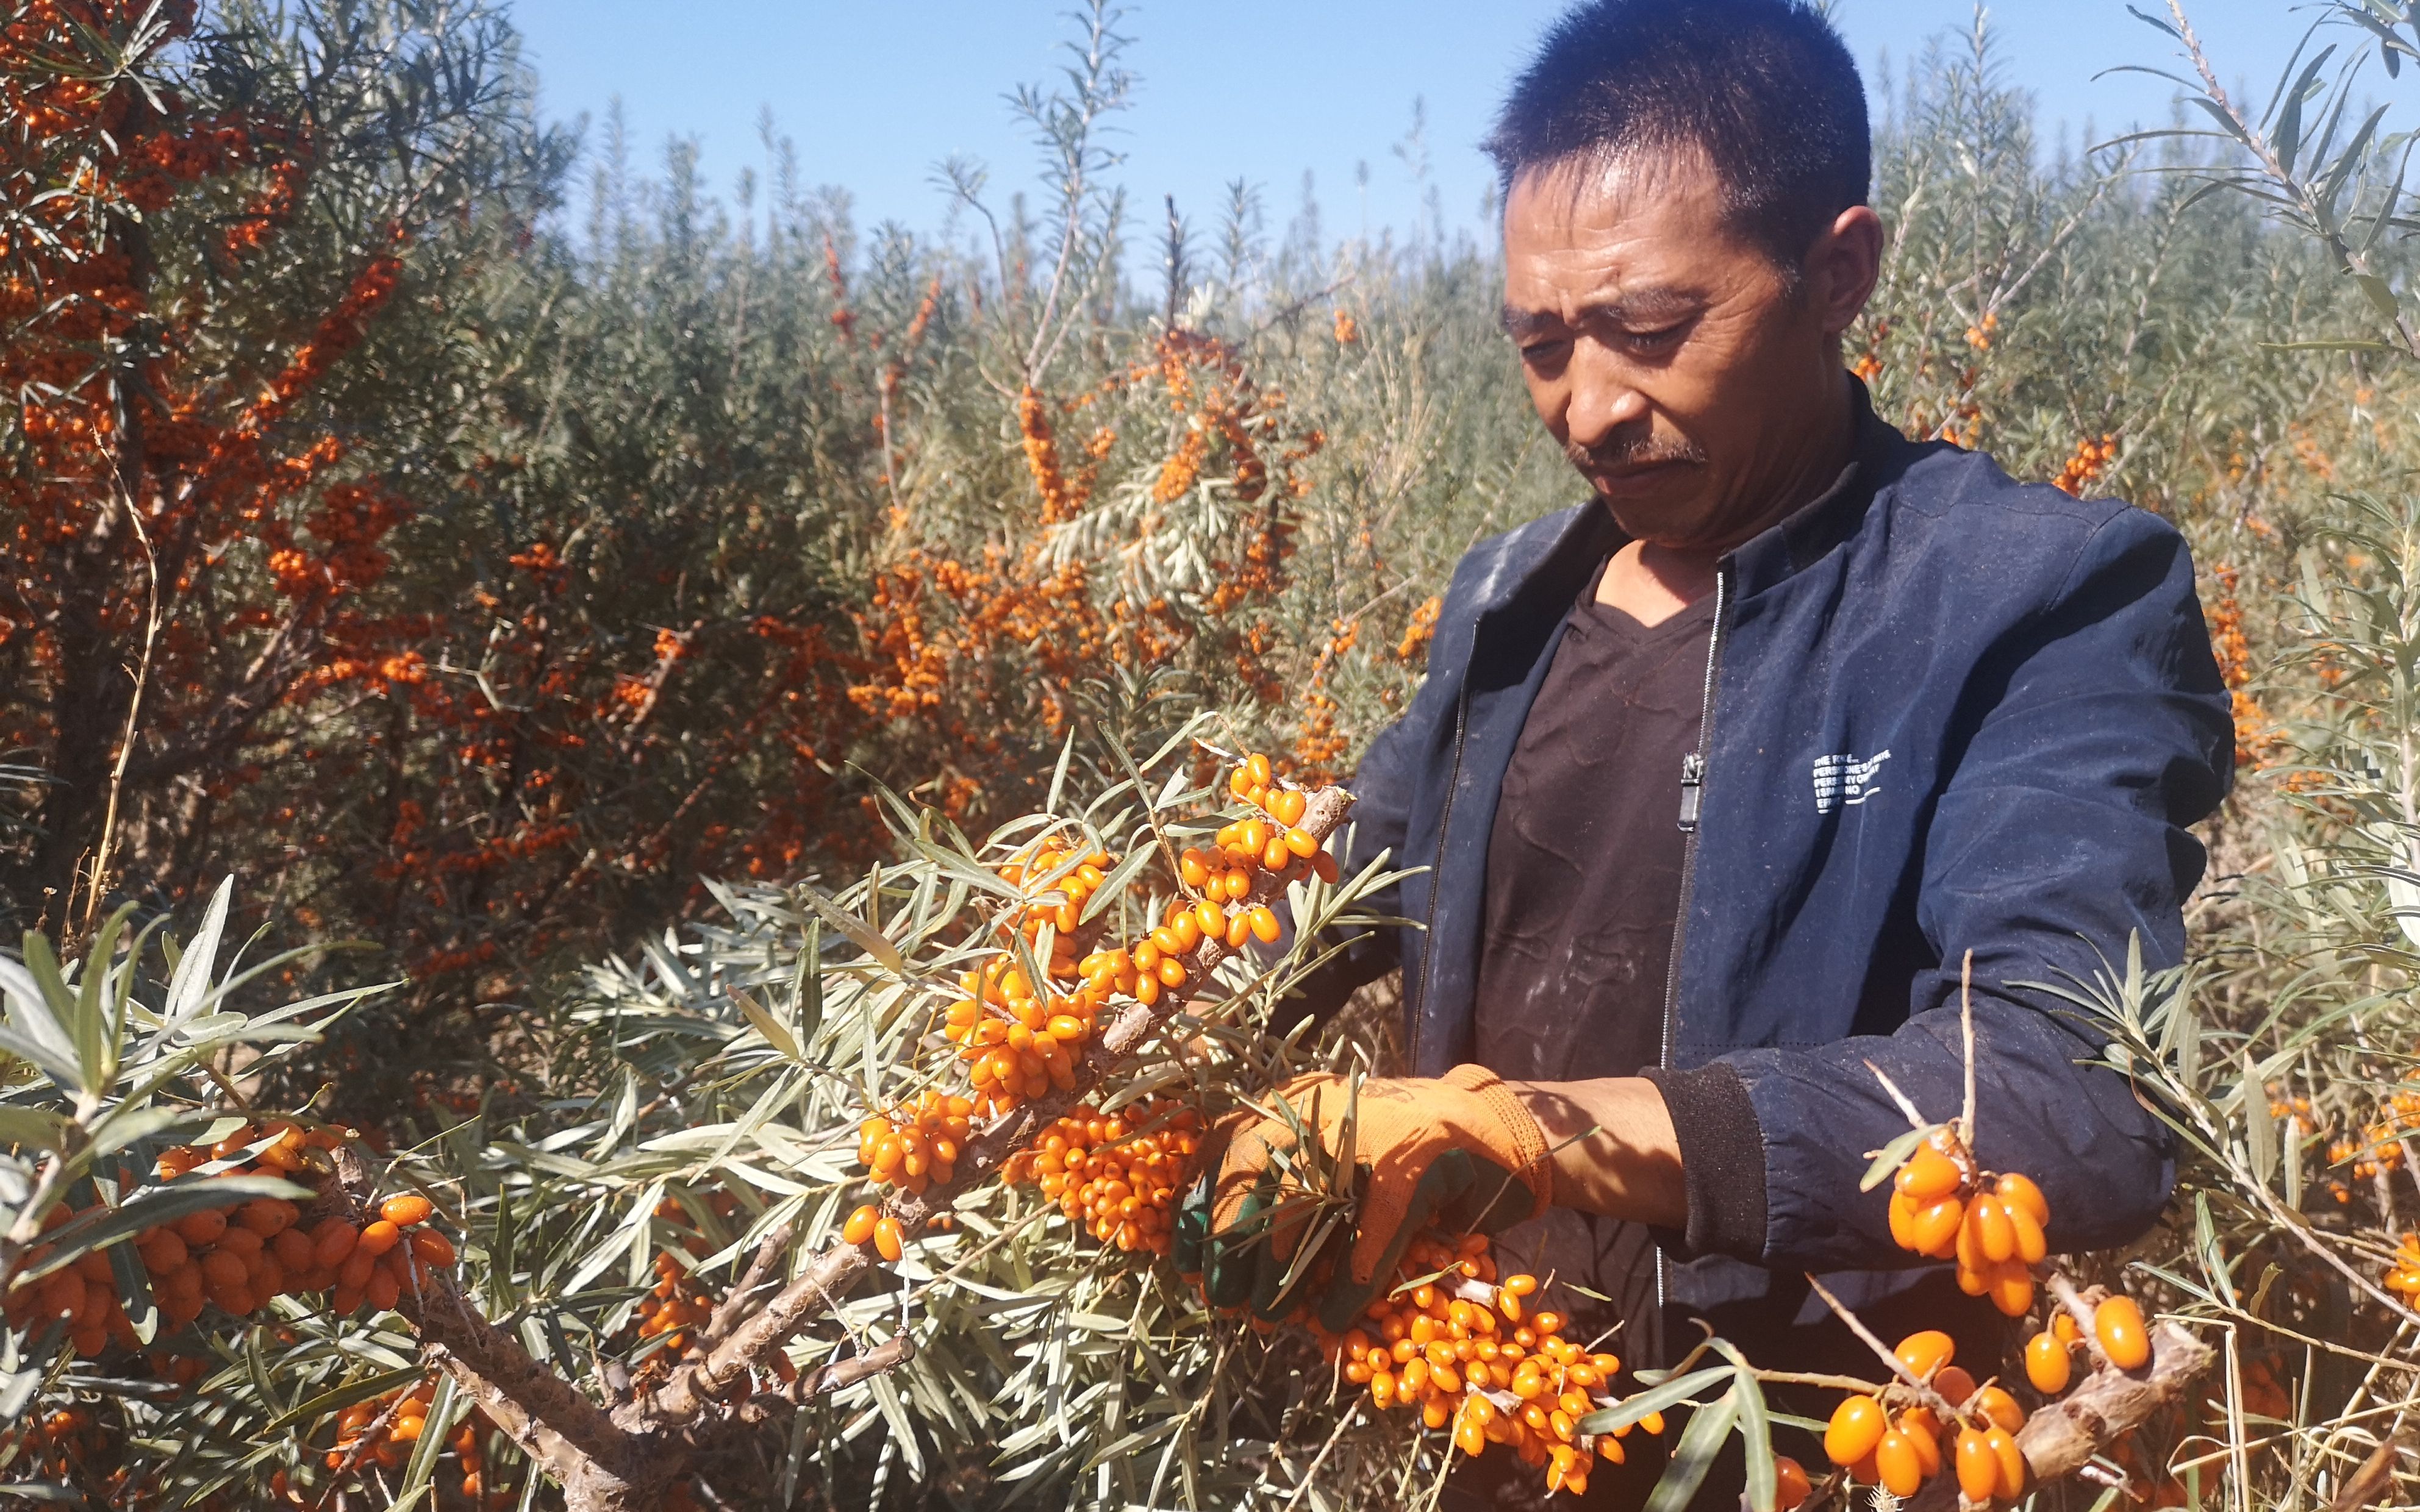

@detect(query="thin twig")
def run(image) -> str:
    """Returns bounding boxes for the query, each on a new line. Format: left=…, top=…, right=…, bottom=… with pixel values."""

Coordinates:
left=79, top=494, right=160, bottom=933
left=1958, top=950, right=1978, bottom=1146
left=1803, top=1271, right=1965, bottom=1422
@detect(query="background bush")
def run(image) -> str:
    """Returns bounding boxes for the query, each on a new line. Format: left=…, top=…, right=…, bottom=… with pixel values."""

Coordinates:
left=10, top=0, right=2420, bottom=1507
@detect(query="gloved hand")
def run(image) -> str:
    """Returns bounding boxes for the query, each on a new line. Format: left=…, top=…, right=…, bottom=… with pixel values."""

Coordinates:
left=1176, top=1064, right=1552, bottom=1330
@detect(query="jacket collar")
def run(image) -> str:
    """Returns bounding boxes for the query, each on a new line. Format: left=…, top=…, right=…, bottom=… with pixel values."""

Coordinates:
left=1730, top=376, right=1902, bottom=600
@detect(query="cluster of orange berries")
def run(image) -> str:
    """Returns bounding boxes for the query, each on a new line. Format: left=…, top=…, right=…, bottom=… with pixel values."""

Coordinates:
left=635, top=1251, right=718, bottom=1358
left=626, top=1237, right=803, bottom=1393
left=2052, top=433, right=2119, bottom=496
left=857, top=1088, right=975, bottom=1202
left=2382, top=1233, right=2420, bottom=1303
left=1845, top=1132, right=2162, bottom=1502
left=873, top=751, right=1333, bottom=1169
left=3, top=1122, right=458, bottom=1361
left=1310, top=1235, right=1670, bottom=1500
left=848, top=754, right=1337, bottom=1278
left=1884, top=1132, right=2051, bottom=1317
left=10, top=1405, right=101, bottom=1481
left=323, top=1377, right=500, bottom=1501
left=940, top=839, right=1128, bottom=1115
left=1822, top=1330, right=2030, bottom=1501
left=2332, top=1084, right=2420, bottom=1185
left=1001, top=1100, right=1203, bottom=1256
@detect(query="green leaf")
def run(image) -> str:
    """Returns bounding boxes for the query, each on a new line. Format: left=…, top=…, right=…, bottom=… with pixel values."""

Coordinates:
left=0, top=1108, right=68, bottom=1152
left=795, top=883, right=907, bottom=975
left=263, top=1364, right=429, bottom=1434
left=7, top=935, right=86, bottom=1093
left=1859, top=1123, right=1934, bottom=1192
left=2273, top=45, right=2336, bottom=177
left=1575, top=1365, right=1732, bottom=1436
left=159, top=879, right=231, bottom=1024
left=398, top=1373, right=460, bottom=1499
left=1713, top=1342, right=1777, bottom=1512
left=1644, top=1383, right=1743, bottom=1512
left=2243, top=1051, right=2277, bottom=1191
left=732, top=987, right=800, bottom=1061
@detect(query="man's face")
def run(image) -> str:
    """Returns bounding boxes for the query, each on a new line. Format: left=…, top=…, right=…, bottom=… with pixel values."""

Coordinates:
left=1502, top=149, right=1866, bottom=551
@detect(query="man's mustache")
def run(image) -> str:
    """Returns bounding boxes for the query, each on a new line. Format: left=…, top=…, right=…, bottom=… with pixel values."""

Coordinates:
left=1567, top=435, right=1708, bottom=472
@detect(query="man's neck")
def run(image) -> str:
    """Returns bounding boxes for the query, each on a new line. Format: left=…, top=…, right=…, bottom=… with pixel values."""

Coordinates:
left=1597, top=370, right=1857, bottom=627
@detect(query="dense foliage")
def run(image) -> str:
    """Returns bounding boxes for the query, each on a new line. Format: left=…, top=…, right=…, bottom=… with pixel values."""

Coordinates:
left=10, top=0, right=2420, bottom=1507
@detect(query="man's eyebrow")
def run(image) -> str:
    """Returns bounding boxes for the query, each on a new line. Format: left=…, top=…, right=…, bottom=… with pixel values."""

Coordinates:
left=1500, top=287, right=1704, bottom=340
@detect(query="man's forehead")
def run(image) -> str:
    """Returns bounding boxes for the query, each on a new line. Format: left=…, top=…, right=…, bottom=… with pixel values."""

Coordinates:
left=1504, top=143, right=1727, bottom=232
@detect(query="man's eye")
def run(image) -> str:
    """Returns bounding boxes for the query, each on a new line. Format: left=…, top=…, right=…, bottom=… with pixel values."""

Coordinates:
left=1626, top=324, right=1686, bottom=349
left=1520, top=338, right=1572, bottom=362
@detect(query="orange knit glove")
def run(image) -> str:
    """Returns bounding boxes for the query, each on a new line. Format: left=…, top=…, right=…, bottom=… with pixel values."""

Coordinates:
left=1195, top=1065, right=1552, bottom=1324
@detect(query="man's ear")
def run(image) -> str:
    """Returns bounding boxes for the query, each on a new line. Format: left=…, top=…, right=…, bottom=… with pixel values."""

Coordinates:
left=1805, top=204, right=1885, bottom=339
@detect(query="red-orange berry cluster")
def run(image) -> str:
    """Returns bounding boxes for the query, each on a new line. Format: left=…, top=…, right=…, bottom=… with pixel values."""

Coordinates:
left=1309, top=1233, right=1664, bottom=1500
left=1001, top=1099, right=1203, bottom=1255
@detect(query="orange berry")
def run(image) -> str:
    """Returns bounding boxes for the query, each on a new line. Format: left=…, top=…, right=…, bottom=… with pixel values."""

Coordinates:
left=1985, top=1426, right=2027, bottom=1498
left=1931, top=1364, right=1976, bottom=1405
left=1874, top=1430, right=1924, bottom=1497
left=1967, top=1195, right=2017, bottom=1263
left=1955, top=1427, right=1999, bottom=1501
left=1988, top=1260, right=2036, bottom=1318
left=379, top=1194, right=435, bottom=1228
left=271, top=1228, right=315, bottom=1271
left=2024, top=1331, right=2072, bottom=1394
left=409, top=1230, right=456, bottom=1268
left=1995, top=1171, right=2050, bottom=1226
left=364, top=1268, right=401, bottom=1312
left=1825, top=1394, right=1887, bottom=1466
left=843, top=1204, right=880, bottom=1246
left=358, top=1221, right=403, bottom=1257
left=1896, top=1143, right=1963, bottom=1203
left=173, top=1209, right=228, bottom=1247
left=311, top=1219, right=359, bottom=1268
left=1904, top=1196, right=1964, bottom=1258
left=1970, top=1385, right=2025, bottom=1433
left=2095, top=1295, right=2150, bottom=1370
left=1773, top=1455, right=1812, bottom=1511
left=1893, top=1328, right=1955, bottom=1382
left=873, top=1216, right=904, bottom=1262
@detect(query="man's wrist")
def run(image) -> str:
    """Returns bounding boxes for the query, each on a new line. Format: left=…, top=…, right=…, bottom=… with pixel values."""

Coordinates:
left=1502, top=1075, right=1687, bottom=1229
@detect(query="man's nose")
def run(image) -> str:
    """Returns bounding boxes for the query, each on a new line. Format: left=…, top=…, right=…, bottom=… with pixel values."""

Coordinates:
left=1563, top=345, right=1650, bottom=453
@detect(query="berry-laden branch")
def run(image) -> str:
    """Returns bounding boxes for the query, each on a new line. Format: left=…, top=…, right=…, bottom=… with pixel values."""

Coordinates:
left=324, top=1146, right=650, bottom=1506
left=638, top=779, right=1356, bottom=1428
left=2017, top=1277, right=2213, bottom=1483
left=1800, top=1007, right=2218, bottom=1512
left=299, top=765, right=1356, bottom=1511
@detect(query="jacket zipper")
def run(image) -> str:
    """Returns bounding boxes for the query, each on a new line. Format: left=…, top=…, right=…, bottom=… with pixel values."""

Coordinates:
left=1653, top=563, right=1730, bottom=1335
left=1409, top=679, right=1473, bottom=1074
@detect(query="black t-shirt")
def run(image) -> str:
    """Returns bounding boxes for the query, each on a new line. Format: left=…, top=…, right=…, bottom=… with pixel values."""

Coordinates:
left=1472, top=566, right=1713, bottom=1371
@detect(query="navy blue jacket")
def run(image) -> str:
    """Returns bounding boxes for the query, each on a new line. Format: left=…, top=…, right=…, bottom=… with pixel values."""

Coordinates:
left=1300, top=389, right=2233, bottom=1339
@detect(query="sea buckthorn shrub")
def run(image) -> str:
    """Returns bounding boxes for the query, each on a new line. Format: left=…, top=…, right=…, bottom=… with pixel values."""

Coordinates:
left=16, top=0, right=2420, bottom=1508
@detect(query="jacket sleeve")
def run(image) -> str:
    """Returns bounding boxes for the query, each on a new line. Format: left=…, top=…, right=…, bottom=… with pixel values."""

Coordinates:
left=1661, top=507, right=2234, bottom=1271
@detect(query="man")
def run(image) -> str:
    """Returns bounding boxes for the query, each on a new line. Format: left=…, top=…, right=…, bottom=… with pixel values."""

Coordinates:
left=1196, top=0, right=2232, bottom=1502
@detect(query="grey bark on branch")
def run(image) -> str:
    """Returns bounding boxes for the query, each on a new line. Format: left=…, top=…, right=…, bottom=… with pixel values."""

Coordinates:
left=317, top=783, right=1357, bottom=1511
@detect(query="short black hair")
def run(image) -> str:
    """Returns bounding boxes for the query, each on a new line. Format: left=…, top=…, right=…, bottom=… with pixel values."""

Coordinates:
left=1483, top=0, right=1870, bottom=275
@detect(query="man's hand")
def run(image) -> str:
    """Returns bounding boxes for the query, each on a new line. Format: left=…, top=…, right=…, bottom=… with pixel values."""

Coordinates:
left=1180, top=1065, right=1553, bottom=1328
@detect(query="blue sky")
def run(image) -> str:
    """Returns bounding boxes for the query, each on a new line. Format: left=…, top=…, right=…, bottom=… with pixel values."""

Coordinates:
left=507, top=1, right=2319, bottom=247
